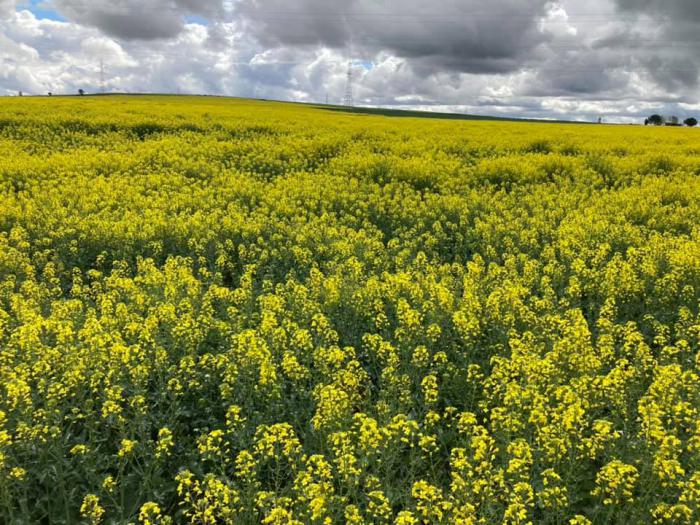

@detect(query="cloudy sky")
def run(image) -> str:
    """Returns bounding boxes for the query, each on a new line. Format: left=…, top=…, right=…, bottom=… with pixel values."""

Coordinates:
left=1, top=0, right=699, bottom=122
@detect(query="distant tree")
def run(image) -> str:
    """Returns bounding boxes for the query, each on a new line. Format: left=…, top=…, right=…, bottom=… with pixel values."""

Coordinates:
left=648, top=114, right=664, bottom=126
left=685, top=117, right=698, bottom=127
left=18, top=91, right=22, bottom=97
left=644, top=118, right=649, bottom=126
left=78, top=89, right=85, bottom=96
left=48, top=92, right=52, bottom=96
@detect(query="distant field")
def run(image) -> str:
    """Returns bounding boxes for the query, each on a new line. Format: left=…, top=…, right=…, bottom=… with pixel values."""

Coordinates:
left=1, top=96, right=699, bottom=524
left=314, top=103, right=560, bottom=122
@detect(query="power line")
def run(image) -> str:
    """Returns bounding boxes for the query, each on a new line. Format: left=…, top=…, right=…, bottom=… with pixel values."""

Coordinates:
left=343, top=60, right=354, bottom=107
left=99, top=58, right=105, bottom=93
left=342, top=15, right=355, bottom=107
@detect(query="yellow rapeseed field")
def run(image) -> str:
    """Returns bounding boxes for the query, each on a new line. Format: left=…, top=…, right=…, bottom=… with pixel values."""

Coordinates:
left=1, top=95, right=699, bottom=524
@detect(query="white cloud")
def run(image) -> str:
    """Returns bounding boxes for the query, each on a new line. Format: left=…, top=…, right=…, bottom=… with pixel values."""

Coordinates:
left=0, top=0, right=698, bottom=122
left=539, top=2, right=578, bottom=37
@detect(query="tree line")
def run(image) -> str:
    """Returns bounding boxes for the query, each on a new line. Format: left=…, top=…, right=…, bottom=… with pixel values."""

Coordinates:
left=645, top=114, right=697, bottom=127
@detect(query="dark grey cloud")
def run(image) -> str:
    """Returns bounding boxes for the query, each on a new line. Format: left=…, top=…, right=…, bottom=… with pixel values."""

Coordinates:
left=640, top=55, right=699, bottom=91
left=611, top=0, right=700, bottom=88
left=615, top=0, right=700, bottom=22
left=234, top=0, right=553, bottom=75
left=52, top=0, right=225, bottom=40
left=530, top=57, right=629, bottom=96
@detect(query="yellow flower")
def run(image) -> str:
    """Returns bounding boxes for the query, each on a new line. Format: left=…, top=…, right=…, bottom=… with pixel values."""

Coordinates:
left=155, top=427, right=174, bottom=459
left=197, top=429, right=230, bottom=464
left=225, top=405, right=246, bottom=432
left=568, top=516, right=592, bottom=525
left=537, top=469, right=568, bottom=511
left=10, top=467, right=27, bottom=481
left=592, top=460, right=639, bottom=506
left=118, top=438, right=137, bottom=459
left=70, top=444, right=89, bottom=456
left=80, top=494, right=105, bottom=525
left=650, top=503, right=692, bottom=525
left=139, top=502, right=172, bottom=525
left=421, top=374, right=439, bottom=405
left=412, top=480, right=452, bottom=523
left=102, top=476, right=116, bottom=493
left=344, top=505, right=364, bottom=525
left=394, top=510, right=418, bottom=525
left=419, top=434, right=439, bottom=458
left=367, top=490, right=392, bottom=523
left=235, top=450, right=257, bottom=480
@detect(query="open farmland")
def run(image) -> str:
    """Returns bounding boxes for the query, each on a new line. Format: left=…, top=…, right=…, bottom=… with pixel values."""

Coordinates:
left=1, top=96, right=700, bottom=524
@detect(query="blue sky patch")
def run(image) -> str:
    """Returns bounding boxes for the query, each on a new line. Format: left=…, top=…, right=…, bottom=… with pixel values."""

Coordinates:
left=23, top=0, right=66, bottom=21
left=185, top=14, right=210, bottom=26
